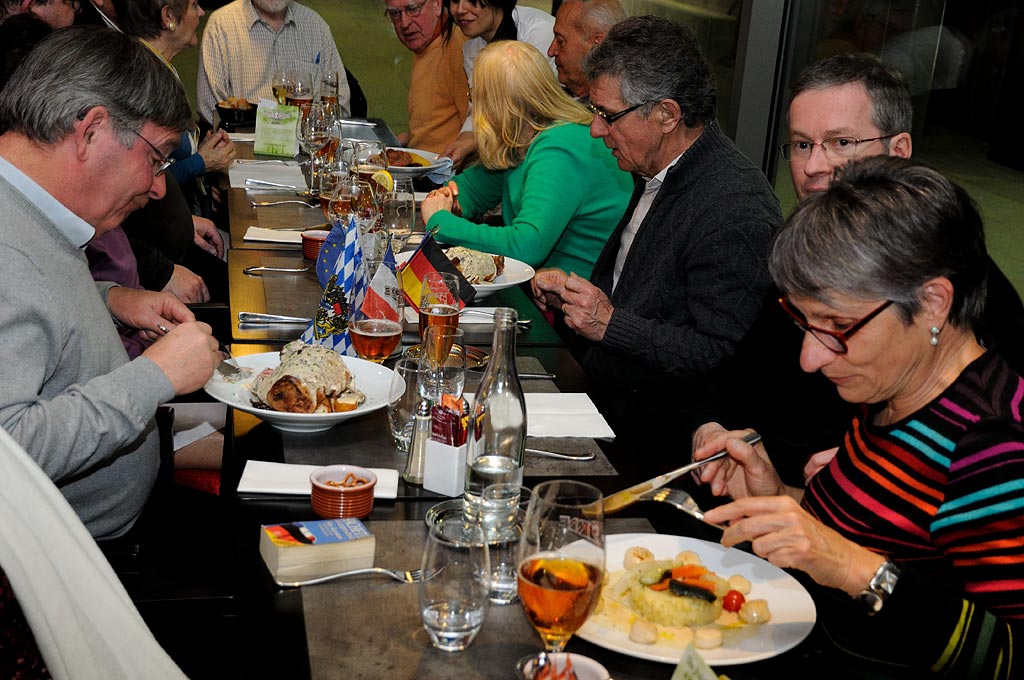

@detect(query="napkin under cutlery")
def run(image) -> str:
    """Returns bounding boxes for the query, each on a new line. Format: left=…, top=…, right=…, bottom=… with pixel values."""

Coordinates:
left=524, top=393, right=614, bottom=439
left=243, top=226, right=303, bottom=244
left=229, top=161, right=306, bottom=190
left=238, top=460, right=399, bottom=499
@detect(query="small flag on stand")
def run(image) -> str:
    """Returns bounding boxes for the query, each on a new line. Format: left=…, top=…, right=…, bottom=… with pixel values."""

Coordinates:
left=300, top=215, right=368, bottom=355
left=397, top=231, right=476, bottom=312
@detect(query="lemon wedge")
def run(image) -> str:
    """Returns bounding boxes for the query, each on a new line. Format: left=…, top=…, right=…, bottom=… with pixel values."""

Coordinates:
left=370, top=169, right=394, bottom=193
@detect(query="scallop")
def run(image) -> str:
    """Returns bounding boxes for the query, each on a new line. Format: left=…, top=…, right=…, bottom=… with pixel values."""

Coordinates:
left=739, top=599, right=772, bottom=624
left=727, top=574, right=752, bottom=595
left=674, top=550, right=701, bottom=565
left=628, top=618, right=658, bottom=645
left=623, top=546, right=655, bottom=568
left=693, top=627, right=723, bottom=649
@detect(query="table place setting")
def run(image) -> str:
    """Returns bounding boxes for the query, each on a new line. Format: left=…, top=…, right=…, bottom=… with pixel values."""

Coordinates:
left=524, top=393, right=615, bottom=439
left=229, top=160, right=307, bottom=190
left=236, top=459, right=399, bottom=499
left=242, top=226, right=304, bottom=244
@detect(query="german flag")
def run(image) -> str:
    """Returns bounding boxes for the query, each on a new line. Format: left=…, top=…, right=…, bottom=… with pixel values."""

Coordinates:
left=398, top=231, right=476, bottom=312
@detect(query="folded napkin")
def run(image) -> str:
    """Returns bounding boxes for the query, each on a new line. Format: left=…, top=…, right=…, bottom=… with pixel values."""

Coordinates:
left=228, top=133, right=256, bottom=143
left=228, top=160, right=306, bottom=189
left=243, top=226, right=302, bottom=244
left=425, top=157, right=455, bottom=185
left=525, top=393, right=615, bottom=439
left=237, top=460, right=399, bottom=499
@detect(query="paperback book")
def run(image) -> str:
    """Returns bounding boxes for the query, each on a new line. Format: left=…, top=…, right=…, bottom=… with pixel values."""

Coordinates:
left=259, top=517, right=375, bottom=581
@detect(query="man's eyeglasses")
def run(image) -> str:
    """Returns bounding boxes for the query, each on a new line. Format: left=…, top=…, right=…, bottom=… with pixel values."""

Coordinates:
left=65, top=0, right=82, bottom=14
left=588, top=99, right=654, bottom=126
left=385, top=0, right=428, bottom=22
left=778, top=296, right=893, bottom=354
left=129, top=128, right=175, bottom=177
left=779, top=135, right=896, bottom=161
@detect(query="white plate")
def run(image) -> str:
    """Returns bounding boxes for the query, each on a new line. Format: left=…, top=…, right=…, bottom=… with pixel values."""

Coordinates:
left=203, top=352, right=394, bottom=433
left=384, top=147, right=447, bottom=177
left=577, top=533, right=816, bottom=666
left=396, top=251, right=535, bottom=300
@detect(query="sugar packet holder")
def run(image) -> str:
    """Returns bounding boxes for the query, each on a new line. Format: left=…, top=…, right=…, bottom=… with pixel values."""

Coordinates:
left=422, top=395, right=469, bottom=497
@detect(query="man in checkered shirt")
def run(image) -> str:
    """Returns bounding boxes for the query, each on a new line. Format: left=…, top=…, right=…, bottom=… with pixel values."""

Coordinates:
left=197, top=0, right=350, bottom=125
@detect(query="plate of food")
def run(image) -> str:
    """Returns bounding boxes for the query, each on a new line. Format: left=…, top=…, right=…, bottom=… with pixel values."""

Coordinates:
left=204, top=341, right=394, bottom=433
left=577, top=533, right=816, bottom=666
left=370, top=147, right=448, bottom=177
left=397, top=247, right=536, bottom=299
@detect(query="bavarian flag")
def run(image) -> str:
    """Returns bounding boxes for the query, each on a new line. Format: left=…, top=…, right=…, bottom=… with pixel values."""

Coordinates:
left=397, top=230, right=476, bottom=312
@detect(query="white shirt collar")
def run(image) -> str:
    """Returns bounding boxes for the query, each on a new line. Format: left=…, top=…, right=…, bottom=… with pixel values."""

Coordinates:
left=0, top=156, right=96, bottom=248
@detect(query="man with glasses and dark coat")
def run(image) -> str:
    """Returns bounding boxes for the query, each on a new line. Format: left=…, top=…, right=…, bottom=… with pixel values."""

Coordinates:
left=530, top=16, right=781, bottom=470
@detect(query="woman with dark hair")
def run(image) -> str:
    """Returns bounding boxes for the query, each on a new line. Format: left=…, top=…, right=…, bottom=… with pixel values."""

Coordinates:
left=439, top=0, right=554, bottom=166
left=693, top=155, right=1024, bottom=678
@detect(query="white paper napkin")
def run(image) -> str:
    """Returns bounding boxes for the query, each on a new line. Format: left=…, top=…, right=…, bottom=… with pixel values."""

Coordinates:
left=228, top=133, right=256, bottom=143
left=228, top=160, right=306, bottom=189
left=243, top=226, right=302, bottom=244
left=237, top=460, right=399, bottom=499
left=525, top=393, right=615, bottom=439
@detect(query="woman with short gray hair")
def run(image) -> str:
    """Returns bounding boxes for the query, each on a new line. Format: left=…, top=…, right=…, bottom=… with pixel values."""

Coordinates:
left=692, top=155, right=1024, bottom=677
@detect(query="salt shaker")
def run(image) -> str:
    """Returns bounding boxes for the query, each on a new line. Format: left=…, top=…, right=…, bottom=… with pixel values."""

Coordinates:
left=402, top=399, right=430, bottom=484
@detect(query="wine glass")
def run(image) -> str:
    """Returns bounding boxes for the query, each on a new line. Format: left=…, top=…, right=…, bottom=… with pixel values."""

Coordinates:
left=354, top=140, right=385, bottom=185
left=272, top=69, right=292, bottom=105
left=285, top=70, right=313, bottom=107
left=418, top=271, right=460, bottom=346
left=381, top=177, right=416, bottom=252
left=297, top=104, right=332, bottom=196
left=422, top=327, right=466, bottom=402
left=349, top=259, right=405, bottom=364
left=320, top=69, right=340, bottom=105
left=516, top=480, right=605, bottom=673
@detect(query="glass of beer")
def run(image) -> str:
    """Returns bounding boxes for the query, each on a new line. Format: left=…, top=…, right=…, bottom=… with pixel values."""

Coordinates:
left=320, top=70, right=340, bottom=104
left=515, top=480, right=605, bottom=672
left=349, top=259, right=405, bottom=363
left=285, top=71, right=313, bottom=107
left=418, top=272, right=460, bottom=345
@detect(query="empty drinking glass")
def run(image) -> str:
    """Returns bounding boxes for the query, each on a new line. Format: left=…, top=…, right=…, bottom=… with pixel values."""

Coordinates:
left=387, top=357, right=427, bottom=453
left=419, top=516, right=489, bottom=652
left=382, top=177, right=416, bottom=252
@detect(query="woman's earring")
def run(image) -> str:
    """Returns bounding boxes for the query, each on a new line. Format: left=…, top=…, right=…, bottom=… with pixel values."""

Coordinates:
left=168, top=22, right=176, bottom=30
left=930, top=325, right=941, bottom=347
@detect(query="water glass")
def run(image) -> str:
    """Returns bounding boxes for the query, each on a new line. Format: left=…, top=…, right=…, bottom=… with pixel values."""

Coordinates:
left=422, top=327, right=466, bottom=401
left=381, top=177, right=416, bottom=252
left=419, top=516, right=489, bottom=652
left=482, top=484, right=531, bottom=605
left=387, top=357, right=427, bottom=453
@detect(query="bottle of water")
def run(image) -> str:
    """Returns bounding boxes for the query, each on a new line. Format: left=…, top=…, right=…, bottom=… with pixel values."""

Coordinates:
left=463, top=308, right=526, bottom=525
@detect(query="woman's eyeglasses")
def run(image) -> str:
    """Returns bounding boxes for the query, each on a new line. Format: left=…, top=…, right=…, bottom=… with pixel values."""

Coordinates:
left=778, top=296, right=893, bottom=354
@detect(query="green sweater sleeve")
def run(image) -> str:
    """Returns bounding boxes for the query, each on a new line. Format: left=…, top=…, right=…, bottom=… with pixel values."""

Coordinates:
left=426, top=126, right=590, bottom=268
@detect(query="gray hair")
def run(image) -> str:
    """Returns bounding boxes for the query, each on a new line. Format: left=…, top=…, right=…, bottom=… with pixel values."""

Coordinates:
left=770, top=155, right=987, bottom=330
left=572, top=0, right=626, bottom=37
left=791, top=53, right=912, bottom=146
left=0, top=25, right=192, bottom=147
left=581, top=15, right=715, bottom=128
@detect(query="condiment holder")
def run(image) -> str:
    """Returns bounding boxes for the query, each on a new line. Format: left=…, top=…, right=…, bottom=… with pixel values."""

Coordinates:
left=301, top=229, right=330, bottom=260
left=310, top=464, right=376, bottom=519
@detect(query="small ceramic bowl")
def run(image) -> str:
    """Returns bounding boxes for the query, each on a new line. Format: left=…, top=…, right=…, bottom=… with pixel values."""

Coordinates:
left=514, top=653, right=610, bottom=680
left=215, top=101, right=257, bottom=129
left=310, top=465, right=376, bottom=519
left=301, top=229, right=329, bottom=260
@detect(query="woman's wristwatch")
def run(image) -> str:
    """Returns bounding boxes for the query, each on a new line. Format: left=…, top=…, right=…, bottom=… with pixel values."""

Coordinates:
left=857, top=559, right=900, bottom=615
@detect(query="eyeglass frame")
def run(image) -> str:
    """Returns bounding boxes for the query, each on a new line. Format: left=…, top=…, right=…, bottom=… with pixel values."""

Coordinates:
left=128, top=127, right=176, bottom=177
left=779, top=135, right=897, bottom=161
left=588, top=99, right=656, bottom=126
left=778, top=295, right=894, bottom=354
left=384, top=0, right=428, bottom=22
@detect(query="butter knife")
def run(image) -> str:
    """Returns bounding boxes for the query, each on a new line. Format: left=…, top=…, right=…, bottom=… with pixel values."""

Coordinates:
left=526, top=448, right=595, bottom=461
left=238, top=312, right=311, bottom=324
left=602, top=431, right=762, bottom=515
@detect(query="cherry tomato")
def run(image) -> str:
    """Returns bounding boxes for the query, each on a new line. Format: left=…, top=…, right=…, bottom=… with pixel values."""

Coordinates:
left=722, top=589, right=745, bottom=613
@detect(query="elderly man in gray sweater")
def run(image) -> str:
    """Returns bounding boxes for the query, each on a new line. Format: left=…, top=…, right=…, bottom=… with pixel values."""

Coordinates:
left=0, top=27, right=220, bottom=539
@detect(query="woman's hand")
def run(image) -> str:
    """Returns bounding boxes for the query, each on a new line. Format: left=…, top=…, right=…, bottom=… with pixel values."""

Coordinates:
left=441, top=131, right=476, bottom=169
left=420, top=187, right=454, bottom=224
left=198, top=129, right=236, bottom=173
left=704, top=495, right=886, bottom=595
left=691, top=422, right=786, bottom=500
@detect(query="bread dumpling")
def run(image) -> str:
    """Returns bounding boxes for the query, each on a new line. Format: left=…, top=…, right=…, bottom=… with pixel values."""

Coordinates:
left=446, top=247, right=505, bottom=284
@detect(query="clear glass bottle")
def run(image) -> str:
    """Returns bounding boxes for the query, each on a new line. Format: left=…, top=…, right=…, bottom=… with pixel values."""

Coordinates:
left=463, top=308, right=526, bottom=523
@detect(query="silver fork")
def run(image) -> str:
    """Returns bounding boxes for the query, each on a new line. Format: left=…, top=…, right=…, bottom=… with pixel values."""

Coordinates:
left=274, top=566, right=424, bottom=588
left=250, top=200, right=318, bottom=207
left=636, top=487, right=725, bottom=530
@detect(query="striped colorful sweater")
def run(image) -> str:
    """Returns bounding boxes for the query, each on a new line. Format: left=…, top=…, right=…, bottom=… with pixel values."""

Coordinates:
left=803, top=351, right=1024, bottom=677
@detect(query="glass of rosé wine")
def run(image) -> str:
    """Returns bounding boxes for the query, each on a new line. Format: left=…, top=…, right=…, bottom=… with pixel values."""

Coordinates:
left=515, top=480, right=605, bottom=674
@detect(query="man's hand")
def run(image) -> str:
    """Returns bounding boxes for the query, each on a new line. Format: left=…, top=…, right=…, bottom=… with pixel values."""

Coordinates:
left=163, top=264, right=210, bottom=303
left=197, top=129, right=236, bottom=173
left=141, top=321, right=219, bottom=395
left=560, top=273, right=613, bottom=342
left=441, top=131, right=476, bottom=169
left=107, top=287, right=195, bottom=341
left=530, top=268, right=569, bottom=312
left=192, top=215, right=224, bottom=258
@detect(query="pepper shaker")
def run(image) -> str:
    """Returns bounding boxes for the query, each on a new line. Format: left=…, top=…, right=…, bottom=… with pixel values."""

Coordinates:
left=402, top=399, right=430, bottom=484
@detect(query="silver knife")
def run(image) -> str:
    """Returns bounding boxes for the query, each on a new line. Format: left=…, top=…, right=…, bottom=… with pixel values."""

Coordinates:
left=238, top=312, right=311, bottom=324
left=526, top=448, right=595, bottom=461
left=245, top=179, right=299, bottom=189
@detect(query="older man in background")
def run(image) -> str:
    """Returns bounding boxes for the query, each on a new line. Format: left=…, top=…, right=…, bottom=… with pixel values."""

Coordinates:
left=0, top=0, right=75, bottom=27
left=532, top=16, right=780, bottom=468
left=197, top=0, right=350, bottom=125
left=0, top=27, right=220, bottom=539
left=387, top=0, right=468, bottom=153
left=547, top=0, right=625, bottom=104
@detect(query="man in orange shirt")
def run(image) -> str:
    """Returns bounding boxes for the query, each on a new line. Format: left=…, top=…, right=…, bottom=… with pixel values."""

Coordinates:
left=386, top=0, right=469, bottom=154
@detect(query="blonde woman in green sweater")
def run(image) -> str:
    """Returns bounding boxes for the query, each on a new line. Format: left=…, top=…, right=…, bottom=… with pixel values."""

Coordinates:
left=420, top=39, right=631, bottom=279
